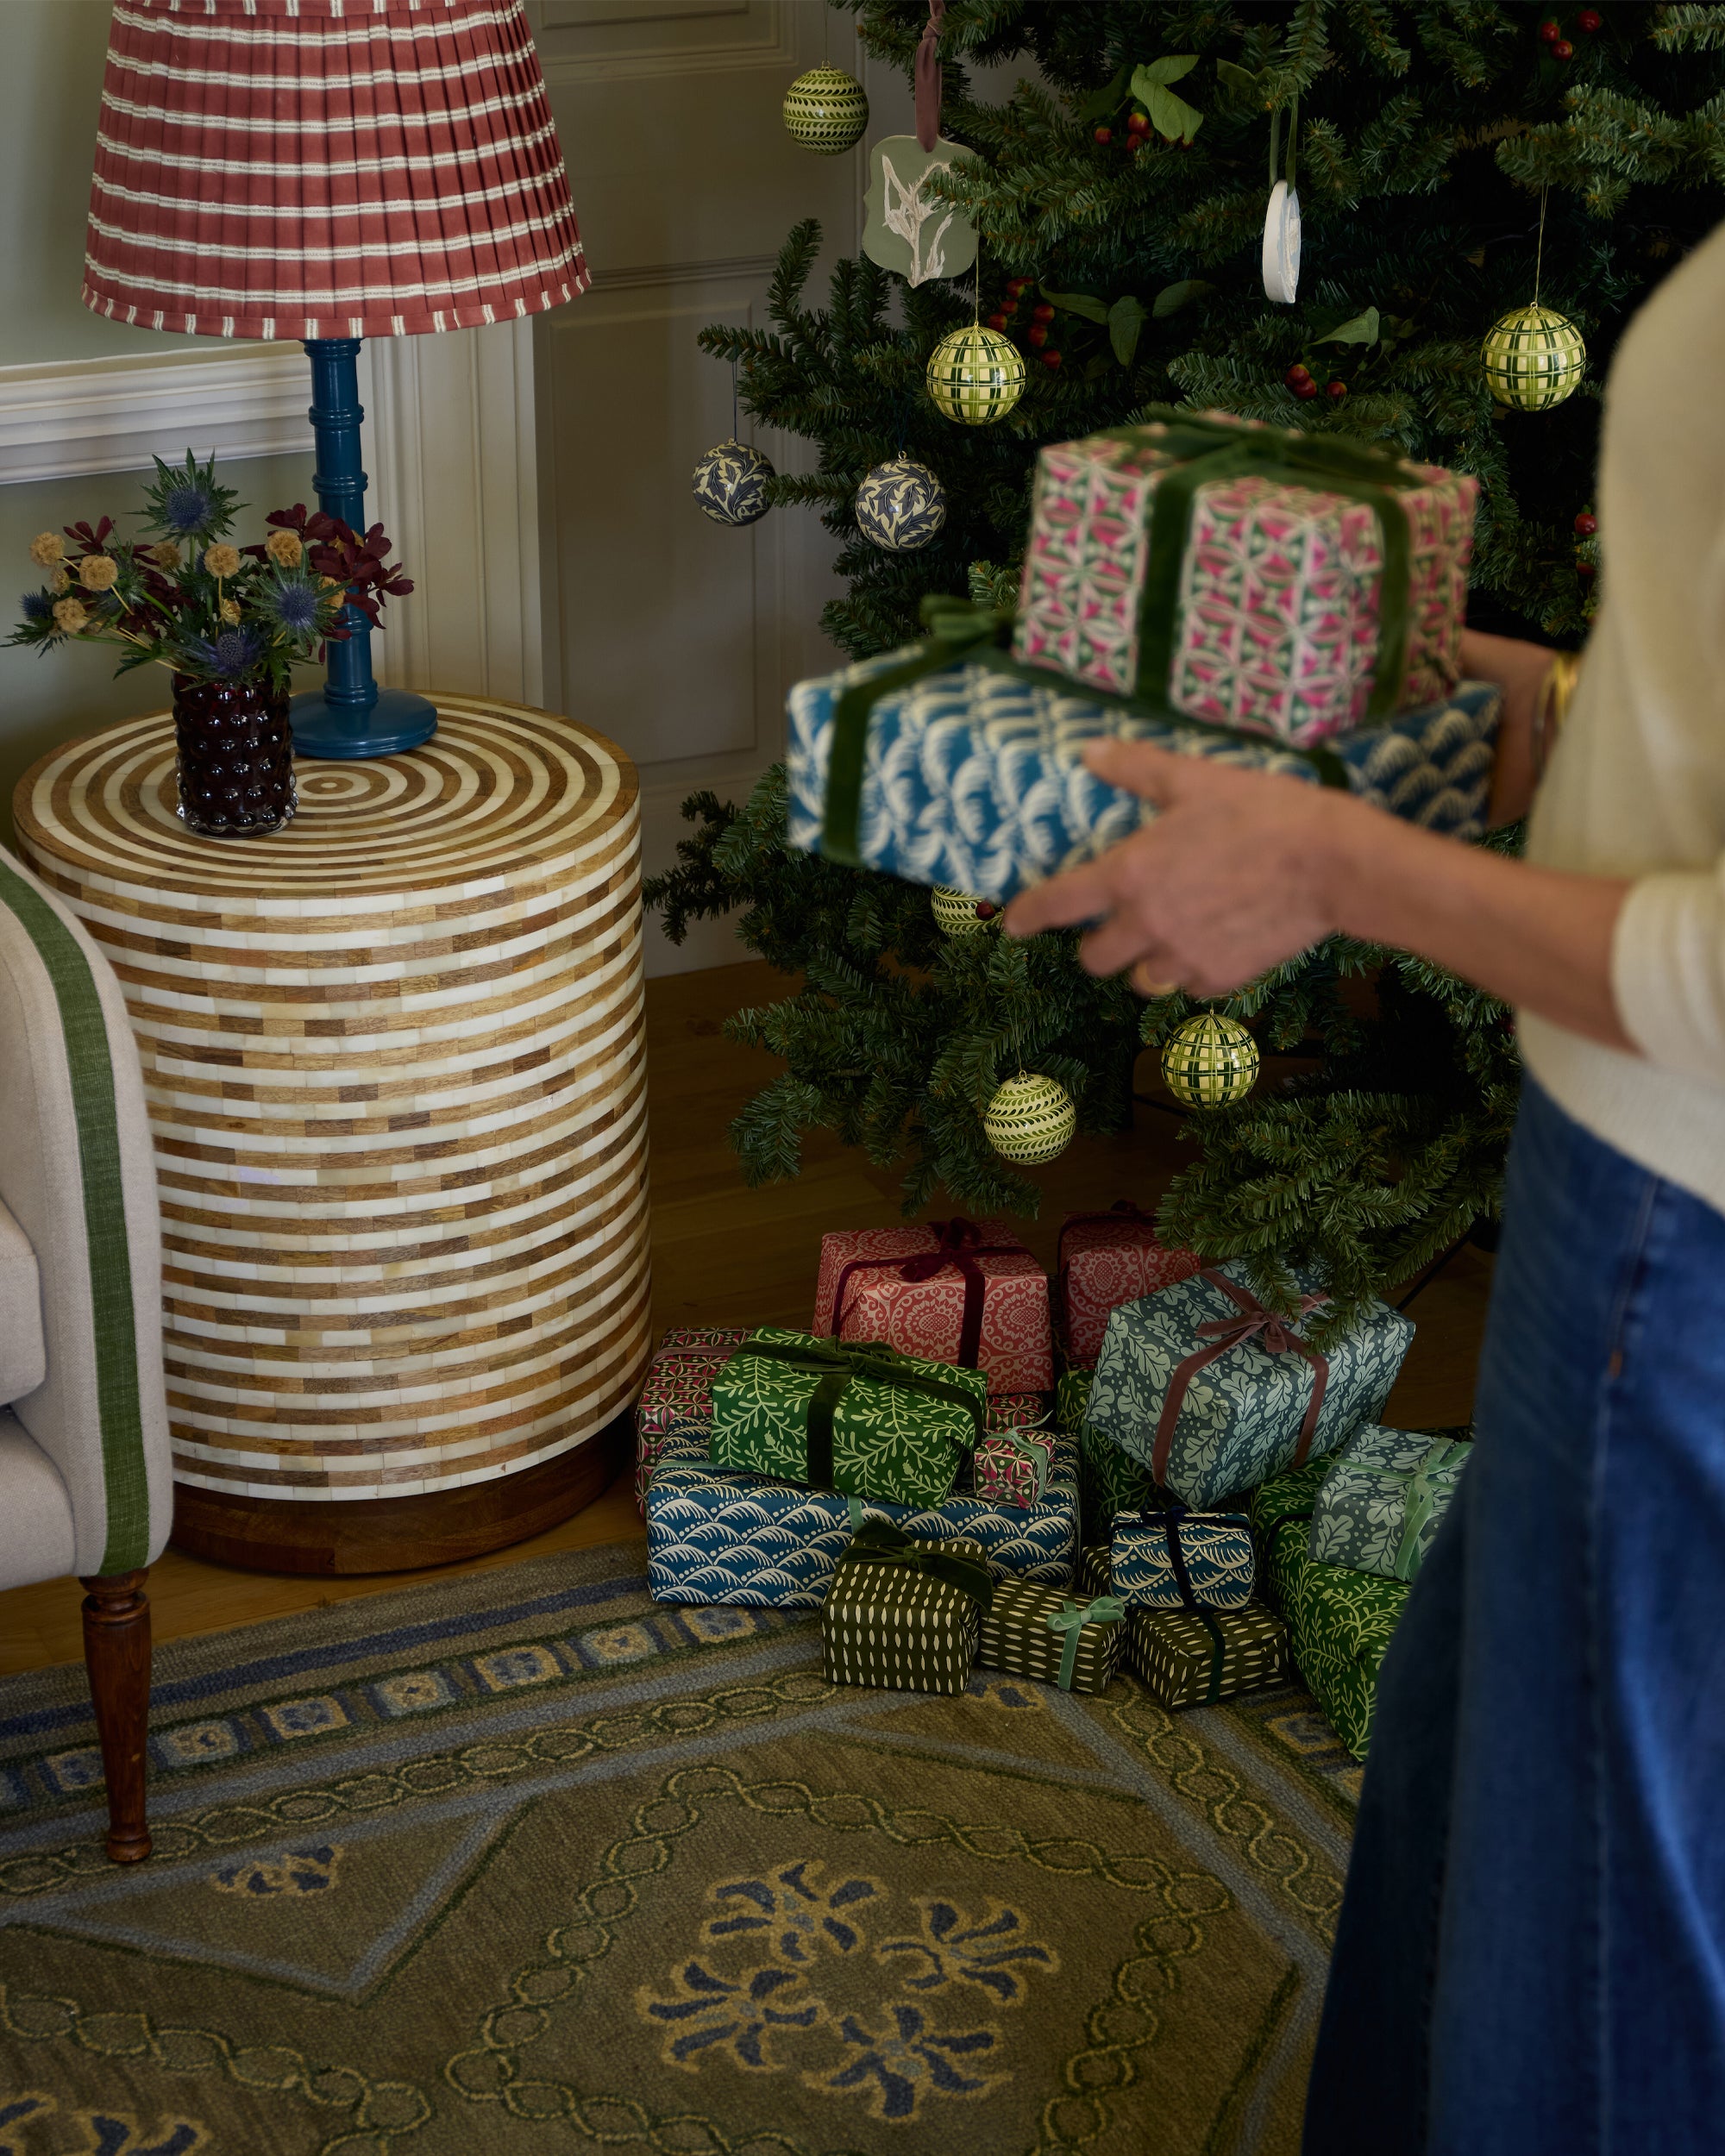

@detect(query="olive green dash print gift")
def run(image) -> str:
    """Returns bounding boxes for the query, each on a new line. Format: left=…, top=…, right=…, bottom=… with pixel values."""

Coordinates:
left=711, top=1326, right=988, bottom=1507
left=821, top=1517, right=994, bottom=1695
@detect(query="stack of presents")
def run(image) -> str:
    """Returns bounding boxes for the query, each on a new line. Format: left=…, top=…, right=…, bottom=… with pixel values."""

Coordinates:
left=640, top=406, right=1495, bottom=1754
left=637, top=1208, right=1471, bottom=1758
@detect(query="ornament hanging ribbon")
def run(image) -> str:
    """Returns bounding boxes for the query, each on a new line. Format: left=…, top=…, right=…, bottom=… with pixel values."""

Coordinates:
left=1138, top=1500, right=1251, bottom=1704
left=915, top=0, right=947, bottom=151
left=830, top=1216, right=1017, bottom=1369
left=1389, top=1434, right=1472, bottom=1582
left=726, top=1335, right=985, bottom=1490
left=1056, top=1197, right=1159, bottom=1274
left=842, top=1513, right=995, bottom=1610
left=1150, top=1269, right=1331, bottom=1486
left=1044, top=1594, right=1126, bottom=1692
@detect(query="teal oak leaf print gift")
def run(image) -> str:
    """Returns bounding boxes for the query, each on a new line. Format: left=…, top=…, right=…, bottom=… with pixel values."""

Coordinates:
left=1309, top=1424, right=1473, bottom=1582
left=710, top=1327, right=986, bottom=1507
left=1082, top=1261, right=1413, bottom=1509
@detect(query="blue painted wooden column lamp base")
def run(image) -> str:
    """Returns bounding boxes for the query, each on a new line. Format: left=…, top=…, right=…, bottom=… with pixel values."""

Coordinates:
left=289, top=337, right=438, bottom=761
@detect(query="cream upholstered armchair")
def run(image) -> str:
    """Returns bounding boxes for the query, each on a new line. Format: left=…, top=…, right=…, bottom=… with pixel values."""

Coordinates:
left=0, top=844, right=172, bottom=1862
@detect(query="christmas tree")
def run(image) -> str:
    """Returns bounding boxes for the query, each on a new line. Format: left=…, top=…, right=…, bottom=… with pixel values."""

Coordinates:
left=649, top=0, right=1725, bottom=1319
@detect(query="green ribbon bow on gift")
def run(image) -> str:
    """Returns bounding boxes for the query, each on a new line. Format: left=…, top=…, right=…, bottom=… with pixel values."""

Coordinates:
left=844, top=1515, right=996, bottom=1612
left=1389, top=1435, right=1472, bottom=1582
left=727, top=1335, right=986, bottom=1492
left=1045, top=1594, right=1126, bottom=1692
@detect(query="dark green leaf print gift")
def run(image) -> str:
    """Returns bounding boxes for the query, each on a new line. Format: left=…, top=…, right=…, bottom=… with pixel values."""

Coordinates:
left=710, top=1327, right=988, bottom=1507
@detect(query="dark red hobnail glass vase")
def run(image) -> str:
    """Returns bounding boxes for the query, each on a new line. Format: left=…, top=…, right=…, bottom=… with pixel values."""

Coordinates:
left=172, top=674, right=297, bottom=837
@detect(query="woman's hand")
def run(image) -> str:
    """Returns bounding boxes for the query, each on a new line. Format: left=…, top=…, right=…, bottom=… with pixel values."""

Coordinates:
left=1461, top=628, right=1559, bottom=827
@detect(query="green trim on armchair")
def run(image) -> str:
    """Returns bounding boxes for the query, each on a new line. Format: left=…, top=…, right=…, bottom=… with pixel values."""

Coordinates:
left=0, top=859, right=148, bottom=1573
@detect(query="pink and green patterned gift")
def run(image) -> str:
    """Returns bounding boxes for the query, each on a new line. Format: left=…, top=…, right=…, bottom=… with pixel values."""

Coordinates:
left=634, top=1326, right=750, bottom=1516
left=972, top=1401, right=1057, bottom=1509
left=1014, top=407, right=1477, bottom=748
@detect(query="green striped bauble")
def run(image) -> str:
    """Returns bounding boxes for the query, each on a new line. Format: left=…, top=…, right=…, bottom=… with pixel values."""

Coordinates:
left=1161, top=1012, right=1258, bottom=1110
left=1481, top=304, right=1586, bottom=412
left=782, top=67, right=869, bottom=155
left=925, top=326, right=1026, bottom=426
left=983, top=1070, right=1076, bottom=1164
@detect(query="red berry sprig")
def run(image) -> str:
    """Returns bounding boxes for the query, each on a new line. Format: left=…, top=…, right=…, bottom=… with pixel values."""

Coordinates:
left=1577, top=6, right=1602, bottom=28
left=1094, top=126, right=1113, bottom=145
left=1326, top=379, right=1348, bottom=404
left=1574, top=511, right=1598, bottom=536
left=1285, top=361, right=1320, bottom=400
left=1126, top=110, right=1150, bottom=135
left=1552, top=37, right=1574, bottom=57
left=1539, top=16, right=1561, bottom=39
left=1041, top=351, right=1063, bottom=372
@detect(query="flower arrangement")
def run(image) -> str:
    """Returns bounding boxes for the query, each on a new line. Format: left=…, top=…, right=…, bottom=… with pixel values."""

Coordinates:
left=7, top=450, right=412, bottom=689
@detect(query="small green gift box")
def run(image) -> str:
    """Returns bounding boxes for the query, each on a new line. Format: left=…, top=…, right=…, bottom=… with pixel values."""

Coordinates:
left=1080, top=1545, right=1286, bottom=1708
left=821, top=1518, right=994, bottom=1695
left=976, top=1577, right=1125, bottom=1696
left=1308, top=1424, right=1472, bottom=1583
left=710, top=1326, right=987, bottom=1507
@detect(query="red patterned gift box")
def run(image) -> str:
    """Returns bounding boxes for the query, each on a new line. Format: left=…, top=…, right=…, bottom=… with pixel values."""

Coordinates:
left=1057, top=1202, right=1203, bottom=1366
left=1013, top=411, right=1477, bottom=749
left=813, top=1218, right=1053, bottom=1396
left=634, top=1326, right=750, bottom=1516
left=973, top=1417, right=1058, bottom=1508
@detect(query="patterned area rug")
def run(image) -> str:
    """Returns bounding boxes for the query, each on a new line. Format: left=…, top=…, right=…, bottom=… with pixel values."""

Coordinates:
left=0, top=1541, right=1354, bottom=2156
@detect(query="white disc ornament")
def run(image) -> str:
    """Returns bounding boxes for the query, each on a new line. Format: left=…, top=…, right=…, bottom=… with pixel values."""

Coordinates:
left=925, top=326, right=1026, bottom=427
left=931, top=884, right=998, bottom=936
left=862, top=136, right=979, bottom=287
left=693, top=439, right=774, bottom=527
left=984, top=1071, right=1077, bottom=1164
left=782, top=67, right=869, bottom=155
left=1161, top=1012, right=1259, bottom=1110
left=1481, top=304, right=1586, bottom=412
left=1262, top=179, right=1302, bottom=304
left=856, top=459, right=947, bottom=552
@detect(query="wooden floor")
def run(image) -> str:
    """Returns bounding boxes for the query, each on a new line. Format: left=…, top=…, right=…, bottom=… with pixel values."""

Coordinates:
left=0, top=957, right=1495, bottom=1676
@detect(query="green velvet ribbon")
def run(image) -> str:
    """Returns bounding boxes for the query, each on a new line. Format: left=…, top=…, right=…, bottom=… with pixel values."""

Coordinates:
left=726, top=1335, right=985, bottom=1492
left=843, top=1515, right=996, bottom=1611
left=1389, top=1435, right=1472, bottom=1582
left=1045, top=1594, right=1126, bottom=1691
left=819, top=582, right=1352, bottom=870
left=977, top=1422, right=1055, bottom=1499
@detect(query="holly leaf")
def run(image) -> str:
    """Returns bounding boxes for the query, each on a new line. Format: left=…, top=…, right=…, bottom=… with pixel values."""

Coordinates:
left=1133, top=54, right=1200, bottom=88
left=1151, top=279, right=1216, bottom=318
left=1140, top=82, right=1204, bottom=143
left=1076, top=64, right=1131, bottom=125
left=1108, top=294, right=1147, bottom=364
left=1318, top=306, right=1382, bottom=346
left=1215, top=58, right=1263, bottom=97
left=1040, top=285, right=1110, bottom=323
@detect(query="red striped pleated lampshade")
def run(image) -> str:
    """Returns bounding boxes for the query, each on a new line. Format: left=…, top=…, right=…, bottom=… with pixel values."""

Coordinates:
left=83, top=0, right=588, bottom=342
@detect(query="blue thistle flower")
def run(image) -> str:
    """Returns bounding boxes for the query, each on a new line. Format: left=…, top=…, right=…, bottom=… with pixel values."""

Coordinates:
left=185, top=626, right=265, bottom=680
left=163, top=483, right=217, bottom=536
left=20, top=590, right=53, bottom=623
left=257, top=574, right=325, bottom=637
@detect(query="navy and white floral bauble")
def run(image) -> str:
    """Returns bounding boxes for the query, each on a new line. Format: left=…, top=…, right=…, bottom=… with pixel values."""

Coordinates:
left=693, top=439, right=775, bottom=527
left=855, top=459, right=947, bottom=552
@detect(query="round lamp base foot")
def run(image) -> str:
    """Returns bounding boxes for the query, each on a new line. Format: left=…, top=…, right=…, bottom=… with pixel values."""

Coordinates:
left=292, top=686, right=438, bottom=760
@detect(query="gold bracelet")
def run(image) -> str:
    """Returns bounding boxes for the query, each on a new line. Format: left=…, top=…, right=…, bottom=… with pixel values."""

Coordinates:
left=1533, top=650, right=1582, bottom=780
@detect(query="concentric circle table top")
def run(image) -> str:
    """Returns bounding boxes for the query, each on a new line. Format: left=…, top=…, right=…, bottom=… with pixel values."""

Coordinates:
left=16, top=697, right=652, bottom=1571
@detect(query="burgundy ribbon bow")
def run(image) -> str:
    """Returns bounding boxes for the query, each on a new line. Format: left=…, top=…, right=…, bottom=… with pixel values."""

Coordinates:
left=1056, top=1197, right=1157, bottom=1275
left=1151, top=1269, right=1331, bottom=1485
left=915, top=0, right=946, bottom=151
left=830, top=1216, right=1015, bottom=1370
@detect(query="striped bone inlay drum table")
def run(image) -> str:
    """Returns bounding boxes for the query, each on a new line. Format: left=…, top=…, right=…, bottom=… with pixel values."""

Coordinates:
left=15, top=696, right=651, bottom=1573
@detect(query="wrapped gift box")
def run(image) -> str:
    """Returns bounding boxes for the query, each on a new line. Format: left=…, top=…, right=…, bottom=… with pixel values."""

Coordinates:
left=1251, top=1464, right=1408, bottom=1759
left=1309, top=1424, right=1473, bottom=1583
left=634, top=1325, right=751, bottom=1517
left=1079, top=1545, right=1285, bottom=1708
left=1060, top=1367, right=1156, bottom=1543
left=787, top=649, right=1499, bottom=905
left=973, top=1407, right=1057, bottom=1509
left=1057, top=1203, right=1201, bottom=1364
left=1083, top=1262, right=1414, bottom=1511
left=976, top=1578, right=1123, bottom=1696
left=1014, top=411, right=1477, bottom=746
left=813, top=1219, right=1053, bottom=1396
left=710, top=1326, right=986, bottom=1507
left=647, top=1421, right=1080, bottom=1608
left=821, top=1520, right=993, bottom=1695
left=1110, top=1507, right=1256, bottom=1610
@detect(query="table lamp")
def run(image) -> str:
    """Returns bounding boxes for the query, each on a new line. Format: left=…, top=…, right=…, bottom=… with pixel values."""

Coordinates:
left=80, top=0, right=586, bottom=761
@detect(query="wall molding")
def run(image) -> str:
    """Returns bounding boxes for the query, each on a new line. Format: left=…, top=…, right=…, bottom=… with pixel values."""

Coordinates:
left=0, top=342, right=311, bottom=486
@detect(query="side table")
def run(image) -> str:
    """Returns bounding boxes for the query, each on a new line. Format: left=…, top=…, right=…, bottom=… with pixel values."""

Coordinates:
left=15, top=695, right=651, bottom=1573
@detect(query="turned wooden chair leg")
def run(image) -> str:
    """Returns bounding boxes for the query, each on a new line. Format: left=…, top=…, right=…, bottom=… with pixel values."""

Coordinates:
left=78, top=1568, right=153, bottom=1864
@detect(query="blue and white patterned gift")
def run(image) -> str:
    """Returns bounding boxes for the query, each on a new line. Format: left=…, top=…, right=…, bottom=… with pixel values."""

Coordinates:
left=1110, top=1507, right=1256, bottom=1611
left=647, top=1420, right=1079, bottom=1608
left=1082, top=1262, right=1414, bottom=1511
left=787, top=644, right=1499, bottom=904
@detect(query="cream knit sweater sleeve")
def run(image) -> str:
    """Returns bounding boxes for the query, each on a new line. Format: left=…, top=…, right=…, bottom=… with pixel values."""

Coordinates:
left=1519, top=217, right=1725, bottom=1211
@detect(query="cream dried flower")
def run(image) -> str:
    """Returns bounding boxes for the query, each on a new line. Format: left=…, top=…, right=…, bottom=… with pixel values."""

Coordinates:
left=203, top=543, right=242, bottom=580
left=52, top=598, right=89, bottom=635
left=220, top=598, right=242, bottom=624
left=48, top=567, right=70, bottom=596
left=78, top=555, right=119, bottom=592
left=264, top=530, right=303, bottom=568
left=29, top=532, right=64, bottom=568
left=151, top=541, right=180, bottom=570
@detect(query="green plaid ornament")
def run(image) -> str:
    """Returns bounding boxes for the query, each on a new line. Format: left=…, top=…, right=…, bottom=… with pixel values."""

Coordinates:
left=925, top=324, right=1026, bottom=426
left=821, top=1519, right=993, bottom=1695
left=976, top=1576, right=1125, bottom=1695
left=1160, top=1012, right=1258, bottom=1109
left=1481, top=304, right=1585, bottom=412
